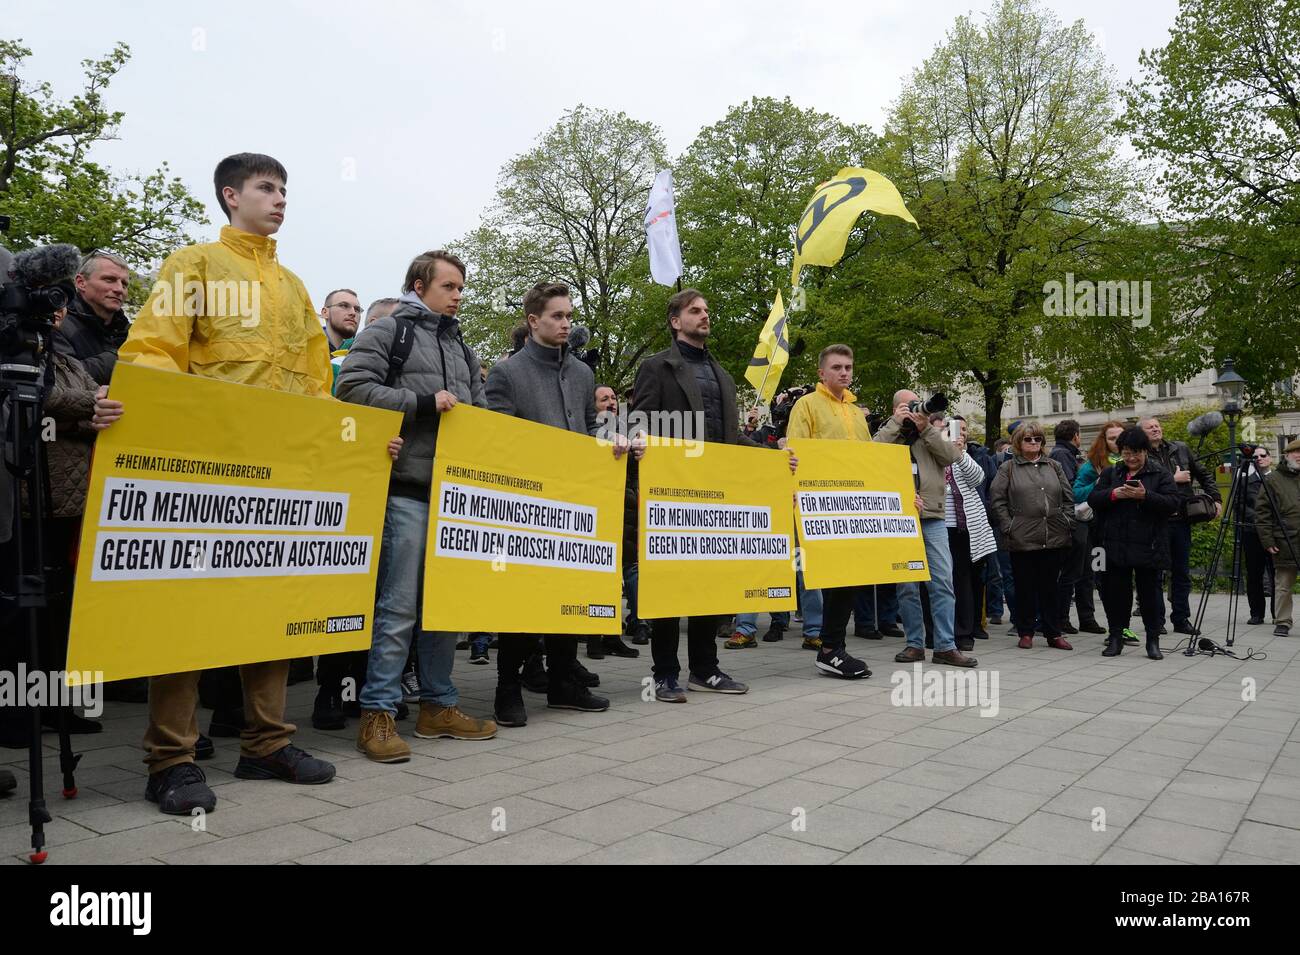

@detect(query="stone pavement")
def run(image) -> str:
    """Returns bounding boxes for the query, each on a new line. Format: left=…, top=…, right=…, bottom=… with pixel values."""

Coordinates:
left=3, top=593, right=1298, bottom=865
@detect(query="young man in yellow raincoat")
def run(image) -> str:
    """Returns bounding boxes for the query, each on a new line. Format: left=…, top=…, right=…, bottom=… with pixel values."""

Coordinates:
left=96, top=153, right=390, bottom=814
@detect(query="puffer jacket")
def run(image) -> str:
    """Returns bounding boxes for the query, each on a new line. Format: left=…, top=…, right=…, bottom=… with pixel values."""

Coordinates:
left=1256, top=459, right=1300, bottom=571
left=336, top=291, right=484, bottom=496
left=988, top=454, right=1075, bottom=552
left=1087, top=459, right=1180, bottom=570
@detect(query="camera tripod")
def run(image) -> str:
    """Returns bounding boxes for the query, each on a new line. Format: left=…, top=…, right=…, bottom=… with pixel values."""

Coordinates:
left=1, top=351, right=82, bottom=864
left=1186, top=447, right=1299, bottom=655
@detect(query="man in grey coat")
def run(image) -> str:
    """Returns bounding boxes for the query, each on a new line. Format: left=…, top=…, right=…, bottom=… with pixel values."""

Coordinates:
left=485, top=282, right=642, bottom=726
left=336, top=250, right=497, bottom=763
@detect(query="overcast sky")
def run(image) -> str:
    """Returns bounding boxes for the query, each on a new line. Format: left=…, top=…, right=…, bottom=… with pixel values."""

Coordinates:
left=10, top=0, right=1180, bottom=308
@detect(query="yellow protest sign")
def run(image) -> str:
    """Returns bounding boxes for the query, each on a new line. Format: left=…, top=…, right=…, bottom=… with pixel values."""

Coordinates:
left=67, top=362, right=401, bottom=683
left=638, top=441, right=797, bottom=618
left=783, top=437, right=929, bottom=589
left=422, top=405, right=625, bottom=634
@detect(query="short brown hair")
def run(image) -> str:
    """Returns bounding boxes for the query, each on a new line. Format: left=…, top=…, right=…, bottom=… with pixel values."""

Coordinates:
left=666, top=287, right=704, bottom=336
left=523, top=281, right=571, bottom=321
left=213, top=153, right=287, bottom=220
left=402, top=250, right=466, bottom=294
left=818, top=344, right=853, bottom=366
left=323, top=288, right=358, bottom=307
left=1011, top=421, right=1047, bottom=455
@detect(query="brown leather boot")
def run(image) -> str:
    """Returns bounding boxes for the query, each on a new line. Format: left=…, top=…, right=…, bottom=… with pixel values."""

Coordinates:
left=356, top=709, right=411, bottom=763
left=415, top=704, right=498, bottom=741
left=894, top=646, right=926, bottom=663
left=931, top=649, right=978, bottom=667
left=1045, top=635, right=1073, bottom=650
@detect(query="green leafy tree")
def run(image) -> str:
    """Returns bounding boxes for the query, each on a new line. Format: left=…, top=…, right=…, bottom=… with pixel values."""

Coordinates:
left=0, top=39, right=206, bottom=273
left=1122, top=0, right=1300, bottom=411
left=816, top=0, right=1161, bottom=441
left=451, top=105, right=668, bottom=390
left=674, top=96, right=874, bottom=392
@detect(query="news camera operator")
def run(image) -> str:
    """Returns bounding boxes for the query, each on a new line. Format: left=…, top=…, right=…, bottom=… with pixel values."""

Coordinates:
left=873, top=389, right=976, bottom=667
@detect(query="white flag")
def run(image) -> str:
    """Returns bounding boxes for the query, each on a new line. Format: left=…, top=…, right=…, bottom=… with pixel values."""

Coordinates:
left=644, top=169, right=684, bottom=287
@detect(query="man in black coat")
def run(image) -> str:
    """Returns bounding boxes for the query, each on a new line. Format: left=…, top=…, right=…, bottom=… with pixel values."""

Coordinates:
left=1089, top=427, right=1181, bottom=659
left=54, top=251, right=132, bottom=385
left=630, top=288, right=764, bottom=703
left=1140, top=416, right=1222, bottom=635
left=1049, top=419, right=1104, bottom=634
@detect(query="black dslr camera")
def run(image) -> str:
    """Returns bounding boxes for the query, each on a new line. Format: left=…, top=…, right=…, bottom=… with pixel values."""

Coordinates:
left=900, top=392, right=948, bottom=442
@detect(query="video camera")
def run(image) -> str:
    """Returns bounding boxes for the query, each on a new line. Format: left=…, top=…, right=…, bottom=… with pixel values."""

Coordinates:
left=0, top=224, right=81, bottom=381
left=753, top=384, right=814, bottom=447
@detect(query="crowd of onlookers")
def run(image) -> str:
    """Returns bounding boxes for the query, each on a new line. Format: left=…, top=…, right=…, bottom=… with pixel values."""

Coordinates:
left=3, top=150, right=1295, bottom=820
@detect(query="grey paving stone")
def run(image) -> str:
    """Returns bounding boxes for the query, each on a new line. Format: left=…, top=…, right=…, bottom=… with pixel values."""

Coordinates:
left=774, top=803, right=901, bottom=852
left=735, top=777, right=851, bottom=813
left=527, top=773, right=648, bottom=811
left=422, top=796, right=572, bottom=844
left=543, top=798, right=684, bottom=846
left=702, top=755, right=806, bottom=787
left=968, top=842, right=1079, bottom=864
left=510, top=753, right=624, bottom=783
left=837, top=836, right=966, bottom=865
left=440, top=827, right=601, bottom=865
left=982, top=762, right=1080, bottom=796
left=835, top=778, right=949, bottom=817
left=1000, top=810, right=1122, bottom=862
left=700, top=833, right=843, bottom=865
left=297, top=824, right=473, bottom=864
left=303, top=794, right=457, bottom=841
left=657, top=803, right=791, bottom=847
left=1115, top=817, right=1233, bottom=864
left=884, top=808, right=1011, bottom=856
left=1074, top=766, right=1171, bottom=800
left=1226, top=821, right=1300, bottom=863
left=886, top=760, right=989, bottom=794
left=418, top=772, right=547, bottom=809
left=1039, top=786, right=1150, bottom=830
left=606, top=753, right=719, bottom=783
left=158, top=822, right=339, bottom=865
left=571, top=830, right=720, bottom=865
left=794, top=759, right=897, bottom=790
left=1097, top=846, right=1191, bottom=865
left=1167, top=771, right=1260, bottom=804
left=1143, top=790, right=1248, bottom=833
left=632, top=775, right=752, bottom=813
left=939, top=782, right=1052, bottom=825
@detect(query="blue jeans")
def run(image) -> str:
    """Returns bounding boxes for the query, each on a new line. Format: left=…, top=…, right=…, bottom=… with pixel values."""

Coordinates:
left=735, top=572, right=819, bottom=637
left=993, top=545, right=1016, bottom=617
left=854, top=584, right=899, bottom=629
left=361, top=495, right=458, bottom=715
left=898, top=518, right=957, bottom=652
left=623, top=563, right=640, bottom=632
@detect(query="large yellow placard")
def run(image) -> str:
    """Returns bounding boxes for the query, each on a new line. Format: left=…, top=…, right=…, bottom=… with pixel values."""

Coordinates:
left=422, top=406, right=625, bottom=634
left=783, top=437, right=930, bottom=589
left=638, top=441, right=797, bottom=618
left=67, top=362, right=401, bottom=682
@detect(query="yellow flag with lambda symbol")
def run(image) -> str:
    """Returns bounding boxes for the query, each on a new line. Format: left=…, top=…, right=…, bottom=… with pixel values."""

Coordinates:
left=791, top=167, right=918, bottom=286
left=744, top=290, right=789, bottom=403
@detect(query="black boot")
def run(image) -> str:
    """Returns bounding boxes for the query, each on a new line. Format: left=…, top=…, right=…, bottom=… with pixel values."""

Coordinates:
left=311, top=687, right=345, bottom=730
left=1146, top=636, right=1164, bottom=660
left=494, top=684, right=527, bottom=727
left=1102, top=634, right=1123, bottom=657
left=547, top=679, right=609, bottom=713
left=601, top=635, right=640, bottom=658
left=586, top=636, right=605, bottom=660
left=521, top=654, right=549, bottom=693
left=570, top=660, right=600, bottom=688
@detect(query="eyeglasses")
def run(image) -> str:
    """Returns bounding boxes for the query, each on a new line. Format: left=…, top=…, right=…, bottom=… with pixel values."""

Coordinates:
left=1253, top=453, right=1269, bottom=460
left=1021, top=436, right=1043, bottom=444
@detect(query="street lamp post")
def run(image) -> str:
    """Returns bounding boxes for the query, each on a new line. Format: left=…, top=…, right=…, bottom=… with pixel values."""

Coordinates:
left=1214, top=357, right=1247, bottom=469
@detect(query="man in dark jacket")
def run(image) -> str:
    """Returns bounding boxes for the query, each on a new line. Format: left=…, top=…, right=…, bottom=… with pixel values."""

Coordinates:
left=54, top=251, right=132, bottom=386
left=486, top=282, right=640, bottom=725
left=1049, top=420, right=1104, bottom=634
left=337, top=250, right=497, bottom=762
left=630, top=288, right=761, bottom=702
left=1255, top=439, right=1300, bottom=637
left=1089, top=427, right=1181, bottom=658
left=1140, top=417, right=1222, bottom=635
left=1241, top=447, right=1274, bottom=625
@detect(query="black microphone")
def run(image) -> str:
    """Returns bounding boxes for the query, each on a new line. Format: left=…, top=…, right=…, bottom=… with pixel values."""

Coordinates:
left=12, top=243, right=82, bottom=288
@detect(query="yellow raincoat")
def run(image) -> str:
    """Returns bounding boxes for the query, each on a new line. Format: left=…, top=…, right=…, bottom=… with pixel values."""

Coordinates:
left=121, top=225, right=331, bottom=396
left=786, top=383, right=872, bottom=442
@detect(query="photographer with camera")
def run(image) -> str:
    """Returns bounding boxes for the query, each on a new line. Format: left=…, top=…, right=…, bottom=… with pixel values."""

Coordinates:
left=1255, top=439, right=1300, bottom=637
left=873, top=389, right=976, bottom=667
